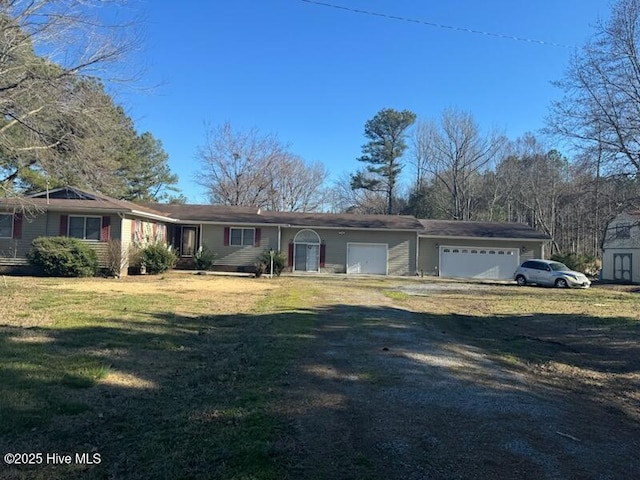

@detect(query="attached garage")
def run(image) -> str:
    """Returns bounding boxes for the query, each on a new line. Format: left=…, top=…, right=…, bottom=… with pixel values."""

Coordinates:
left=347, top=243, right=388, bottom=274
left=440, top=246, right=520, bottom=280
left=418, top=219, right=550, bottom=280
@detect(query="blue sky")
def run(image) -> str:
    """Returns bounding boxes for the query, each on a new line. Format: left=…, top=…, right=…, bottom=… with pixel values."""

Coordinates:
left=119, top=1, right=607, bottom=203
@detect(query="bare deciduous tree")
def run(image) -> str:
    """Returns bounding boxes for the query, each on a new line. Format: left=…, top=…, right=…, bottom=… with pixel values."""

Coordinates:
left=327, top=172, right=388, bottom=214
left=196, top=122, right=327, bottom=211
left=266, top=155, right=328, bottom=212
left=547, top=0, right=640, bottom=177
left=412, top=108, right=506, bottom=220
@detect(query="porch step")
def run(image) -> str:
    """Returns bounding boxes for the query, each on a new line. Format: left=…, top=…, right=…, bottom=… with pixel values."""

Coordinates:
left=0, top=257, right=29, bottom=266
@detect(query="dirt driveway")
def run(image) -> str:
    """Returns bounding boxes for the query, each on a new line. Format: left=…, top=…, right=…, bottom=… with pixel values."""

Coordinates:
left=278, top=280, right=639, bottom=479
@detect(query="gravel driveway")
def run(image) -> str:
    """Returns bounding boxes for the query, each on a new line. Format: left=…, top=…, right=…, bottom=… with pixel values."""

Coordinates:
left=278, top=283, right=639, bottom=479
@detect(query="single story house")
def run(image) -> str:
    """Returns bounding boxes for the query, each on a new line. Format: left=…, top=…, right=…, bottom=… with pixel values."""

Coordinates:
left=601, top=211, right=639, bottom=283
left=0, top=187, right=550, bottom=279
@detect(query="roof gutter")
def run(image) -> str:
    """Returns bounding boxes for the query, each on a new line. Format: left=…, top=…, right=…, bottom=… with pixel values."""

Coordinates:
left=130, top=209, right=176, bottom=223
left=419, top=234, right=550, bottom=241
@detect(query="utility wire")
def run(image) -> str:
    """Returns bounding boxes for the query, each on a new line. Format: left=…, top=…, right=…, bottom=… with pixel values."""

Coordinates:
left=300, top=0, right=573, bottom=49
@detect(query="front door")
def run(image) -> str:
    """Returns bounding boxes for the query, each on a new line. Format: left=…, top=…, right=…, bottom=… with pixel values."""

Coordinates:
left=181, top=227, right=197, bottom=257
left=614, top=253, right=632, bottom=282
left=294, top=244, right=319, bottom=272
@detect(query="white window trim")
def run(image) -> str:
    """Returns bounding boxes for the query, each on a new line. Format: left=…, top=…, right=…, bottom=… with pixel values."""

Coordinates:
left=230, top=227, right=255, bottom=246
left=69, top=215, right=102, bottom=241
left=0, top=213, right=13, bottom=239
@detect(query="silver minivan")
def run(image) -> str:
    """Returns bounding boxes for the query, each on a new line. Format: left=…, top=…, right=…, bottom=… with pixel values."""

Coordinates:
left=514, top=259, right=591, bottom=288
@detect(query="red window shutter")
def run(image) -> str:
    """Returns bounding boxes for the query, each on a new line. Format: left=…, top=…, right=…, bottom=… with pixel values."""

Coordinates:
left=254, top=228, right=261, bottom=247
left=101, top=216, right=111, bottom=242
left=320, top=243, right=326, bottom=268
left=131, top=220, right=137, bottom=242
left=288, top=242, right=294, bottom=267
left=223, top=227, right=230, bottom=246
left=13, top=213, right=23, bottom=239
left=59, top=215, right=68, bottom=236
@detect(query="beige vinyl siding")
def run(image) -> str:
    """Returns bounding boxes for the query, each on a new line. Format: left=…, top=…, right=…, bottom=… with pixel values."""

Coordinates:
left=281, top=228, right=417, bottom=276
left=418, top=238, right=543, bottom=276
left=200, top=224, right=278, bottom=267
left=61, top=212, right=122, bottom=267
left=0, top=212, right=48, bottom=257
left=0, top=210, right=123, bottom=266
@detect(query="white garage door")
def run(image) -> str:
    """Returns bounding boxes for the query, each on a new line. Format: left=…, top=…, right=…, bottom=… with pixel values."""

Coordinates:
left=347, top=243, right=388, bottom=275
left=440, top=246, right=519, bottom=280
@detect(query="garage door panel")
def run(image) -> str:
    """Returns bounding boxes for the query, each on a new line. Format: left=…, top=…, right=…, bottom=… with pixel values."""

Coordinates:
left=440, top=247, right=519, bottom=280
left=347, top=243, right=387, bottom=275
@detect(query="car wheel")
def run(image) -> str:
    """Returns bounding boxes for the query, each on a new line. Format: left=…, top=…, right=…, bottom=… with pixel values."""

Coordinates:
left=516, top=275, right=527, bottom=286
left=555, top=278, right=568, bottom=288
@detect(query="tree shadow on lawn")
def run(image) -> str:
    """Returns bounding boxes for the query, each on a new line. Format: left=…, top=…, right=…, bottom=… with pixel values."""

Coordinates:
left=0, top=304, right=638, bottom=479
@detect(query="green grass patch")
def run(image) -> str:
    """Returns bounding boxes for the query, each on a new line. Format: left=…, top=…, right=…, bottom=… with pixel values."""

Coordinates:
left=0, top=276, right=318, bottom=479
left=383, top=289, right=409, bottom=301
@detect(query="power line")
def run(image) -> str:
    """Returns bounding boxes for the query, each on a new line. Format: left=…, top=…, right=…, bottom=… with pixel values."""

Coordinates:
left=300, top=0, right=573, bottom=49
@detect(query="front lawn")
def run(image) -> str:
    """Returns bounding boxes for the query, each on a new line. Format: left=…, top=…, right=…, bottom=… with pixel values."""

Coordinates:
left=0, top=275, right=638, bottom=479
left=0, top=274, right=316, bottom=479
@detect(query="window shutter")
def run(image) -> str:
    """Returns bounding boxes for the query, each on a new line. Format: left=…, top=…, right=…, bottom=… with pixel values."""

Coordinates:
left=223, top=227, right=230, bottom=246
left=320, top=243, right=326, bottom=268
left=101, top=216, right=111, bottom=242
left=288, top=242, right=294, bottom=267
left=254, top=228, right=261, bottom=247
left=13, top=213, right=23, bottom=239
left=59, top=215, right=68, bottom=236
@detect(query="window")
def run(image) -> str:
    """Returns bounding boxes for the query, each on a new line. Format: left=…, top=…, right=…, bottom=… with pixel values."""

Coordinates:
left=230, top=228, right=255, bottom=246
left=0, top=214, right=12, bottom=238
left=615, top=223, right=631, bottom=239
left=68, top=216, right=101, bottom=240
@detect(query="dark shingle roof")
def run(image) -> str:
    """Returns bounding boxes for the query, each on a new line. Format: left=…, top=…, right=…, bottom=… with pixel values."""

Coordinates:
left=1, top=187, right=550, bottom=239
left=147, top=203, right=423, bottom=230
left=146, top=203, right=261, bottom=223
left=419, top=219, right=550, bottom=240
left=2, top=188, right=172, bottom=220
left=260, top=211, right=423, bottom=230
